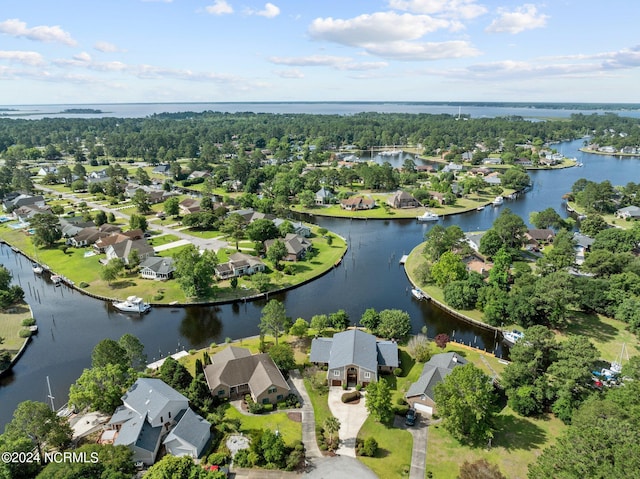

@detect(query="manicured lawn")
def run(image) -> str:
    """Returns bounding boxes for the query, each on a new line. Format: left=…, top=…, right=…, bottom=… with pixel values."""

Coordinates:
left=426, top=407, right=566, bottom=479
left=356, top=417, right=413, bottom=478
left=0, top=303, right=32, bottom=352
left=146, top=234, right=181, bottom=247
left=304, top=375, right=333, bottom=428
left=566, top=201, right=634, bottom=229
left=224, top=404, right=302, bottom=447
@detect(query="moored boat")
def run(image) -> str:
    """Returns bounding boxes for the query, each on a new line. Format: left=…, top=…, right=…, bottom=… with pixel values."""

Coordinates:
left=113, top=296, right=151, bottom=314
left=416, top=211, right=440, bottom=222
left=476, top=206, right=485, bottom=211
left=411, top=288, right=427, bottom=300
left=492, top=196, right=504, bottom=206
left=502, top=329, right=524, bottom=346
left=32, top=263, right=43, bottom=274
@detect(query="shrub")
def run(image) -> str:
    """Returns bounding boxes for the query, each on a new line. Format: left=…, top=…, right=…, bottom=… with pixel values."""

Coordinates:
left=78, top=281, right=90, bottom=288
left=189, top=349, right=196, bottom=355
left=341, top=391, right=361, bottom=403
left=355, top=384, right=362, bottom=391
left=245, top=395, right=265, bottom=414
left=341, top=383, right=347, bottom=390
left=393, top=367, right=402, bottom=376
left=207, top=451, right=229, bottom=466
left=394, top=404, right=410, bottom=417
left=360, top=437, right=378, bottom=457
left=153, top=292, right=164, bottom=300
left=225, top=337, right=232, bottom=343
left=21, top=318, right=36, bottom=326
left=19, top=329, right=32, bottom=338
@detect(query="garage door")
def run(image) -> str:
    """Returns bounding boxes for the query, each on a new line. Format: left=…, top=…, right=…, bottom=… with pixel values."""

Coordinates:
left=414, top=403, right=433, bottom=415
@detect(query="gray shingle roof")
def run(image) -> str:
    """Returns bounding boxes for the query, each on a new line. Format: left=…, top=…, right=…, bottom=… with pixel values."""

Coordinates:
left=140, top=256, right=175, bottom=275
left=121, top=378, right=188, bottom=424
left=163, top=407, right=210, bottom=456
left=309, top=338, right=333, bottom=363
left=377, top=341, right=399, bottom=368
left=406, top=352, right=467, bottom=401
left=328, top=329, right=378, bottom=371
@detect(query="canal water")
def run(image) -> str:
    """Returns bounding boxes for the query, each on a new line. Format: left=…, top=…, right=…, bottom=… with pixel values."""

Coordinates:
left=0, top=138, right=638, bottom=427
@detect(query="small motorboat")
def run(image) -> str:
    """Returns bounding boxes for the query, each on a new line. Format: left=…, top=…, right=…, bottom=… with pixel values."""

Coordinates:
left=502, top=329, right=524, bottom=347
left=32, top=263, right=43, bottom=274
left=492, top=196, right=504, bottom=206
left=416, top=211, right=440, bottom=222
left=411, top=288, right=427, bottom=300
left=476, top=206, right=485, bottom=211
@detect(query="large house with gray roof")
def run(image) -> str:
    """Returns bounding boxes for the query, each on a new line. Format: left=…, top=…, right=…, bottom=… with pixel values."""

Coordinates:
left=108, top=378, right=210, bottom=465
left=203, top=346, right=290, bottom=405
left=405, top=352, right=467, bottom=415
left=310, top=329, right=399, bottom=387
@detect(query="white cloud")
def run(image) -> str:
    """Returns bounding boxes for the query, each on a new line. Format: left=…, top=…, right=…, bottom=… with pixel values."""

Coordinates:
left=94, top=41, right=121, bottom=53
left=246, top=3, right=280, bottom=18
left=0, top=50, right=44, bottom=66
left=309, top=12, right=450, bottom=46
left=268, top=55, right=388, bottom=70
left=486, top=4, right=548, bottom=34
left=389, top=0, right=487, bottom=20
left=366, top=40, right=480, bottom=61
left=275, top=69, right=304, bottom=79
left=0, top=18, right=77, bottom=46
left=206, top=0, right=233, bottom=15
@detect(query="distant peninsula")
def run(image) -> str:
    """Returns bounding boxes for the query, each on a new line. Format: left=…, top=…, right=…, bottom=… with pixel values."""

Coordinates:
left=62, top=108, right=104, bottom=114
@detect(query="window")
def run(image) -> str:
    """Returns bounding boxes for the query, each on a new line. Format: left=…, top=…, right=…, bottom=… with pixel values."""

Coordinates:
left=364, top=372, right=371, bottom=379
left=268, top=387, right=277, bottom=394
left=333, top=370, right=341, bottom=377
left=168, top=411, right=171, bottom=418
left=218, top=389, right=225, bottom=396
left=262, top=398, right=270, bottom=405
left=277, top=394, right=283, bottom=401
left=160, top=416, right=163, bottom=423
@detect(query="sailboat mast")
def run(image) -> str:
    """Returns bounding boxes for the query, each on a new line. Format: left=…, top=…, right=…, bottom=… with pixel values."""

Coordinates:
left=46, top=375, right=55, bottom=411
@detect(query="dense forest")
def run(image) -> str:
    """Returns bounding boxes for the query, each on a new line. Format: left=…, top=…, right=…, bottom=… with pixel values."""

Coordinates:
left=1, top=111, right=639, bottom=163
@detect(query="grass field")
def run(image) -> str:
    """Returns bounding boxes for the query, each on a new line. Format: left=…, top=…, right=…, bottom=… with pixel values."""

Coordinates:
left=356, top=417, right=413, bottom=478
left=224, top=405, right=302, bottom=447
left=0, top=303, right=32, bottom=353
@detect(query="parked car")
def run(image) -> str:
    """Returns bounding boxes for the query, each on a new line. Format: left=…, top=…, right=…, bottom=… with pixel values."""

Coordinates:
left=405, top=407, right=417, bottom=426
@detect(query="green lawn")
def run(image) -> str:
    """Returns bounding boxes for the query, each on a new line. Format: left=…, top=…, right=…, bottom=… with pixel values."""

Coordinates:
left=146, top=234, right=181, bottom=247
left=0, top=303, right=32, bottom=353
left=566, top=201, right=635, bottom=229
left=357, top=417, right=413, bottom=478
left=426, top=407, right=566, bottom=479
left=224, top=405, right=302, bottom=447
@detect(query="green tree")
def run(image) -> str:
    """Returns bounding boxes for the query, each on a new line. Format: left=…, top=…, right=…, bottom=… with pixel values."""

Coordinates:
left=578, top=214, right=608, bottom=237
left=492, top=208, right=528, bottom=251
left=91, top=338, right=129, bottom=368
left=535, top=230, right=576, bottom=275
left=259, top=299, right=289, bottom=345
left=131, top=188, right=151, bottom=214
left=69, top=363, right=137, bottom=413
left=268, top=343, right=296, bottom=371
left=310, top=314, right=330, bottom=335
left=0, top=434, right=42, bottom=479
left=174, top=245, right=217, bottom=297
left=266, top=239, right=288, bottom=270
left=129, top=213, right=148, bottom=231
left=145, top=455, right=225, bottom=479
left=459, top=459, right=507, bottom=479
left=488, top=247, right=511, bottom=289
left=135, top=167, right=151, bottom=185
left=365, top=378, right=393, bottom=424
left=289, top=318, right=309, bottom=338
left=94, top=209, right=107, bottom=226
left=118, top=333, right=147, bottom=371
left=298, top=190, right=316, bottom=208
left=529, top=207, right=566, bottom=230
left=430, top=251, right=468, bottom=288
left=35, top=444, right=135, bottom=479
left=359, top=308, right=380, bottom=332
left=164, top=196, right=180, bottom=217
left=221, top=213, right=246, bottom=250
left=407, top=334, right=431, bottom=362
left=246, top=218, right=279, bottom=242
left=3, top=400, right=73, bottom=450
left=323, top=416, right=341, bottom=450
left=423, top=224, right=466, bottom=261
left=329, top=309, right=350, bottom=330
left=100, top=258, right=125, bottom=284
left=30, top=213, right=62, bottom=248
left=435, top=364, right=496, bottom=445
left=376, top=309, right=411, bottom=340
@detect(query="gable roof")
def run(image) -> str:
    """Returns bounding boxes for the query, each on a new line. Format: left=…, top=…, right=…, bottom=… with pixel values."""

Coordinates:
left=310, top=329, right=398, bottom=371
left=406, top=352, right=467, bottom=401
left=163, top=407, right=210, bottom=454
left=108, top=238, right=154, bottom=259
left=204, top=347, right=289, bottom=396
left=121, top=378, right=188, bottom=424
left=140, top=256, right=175, bottom=275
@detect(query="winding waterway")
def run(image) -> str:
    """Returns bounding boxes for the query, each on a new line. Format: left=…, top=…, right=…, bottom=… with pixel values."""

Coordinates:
left=0, top=136, right=638, bottom=428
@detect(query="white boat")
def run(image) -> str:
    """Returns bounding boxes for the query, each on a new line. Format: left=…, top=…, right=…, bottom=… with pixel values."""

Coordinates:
left=113, top=296, right=151, bottom=314
left=476, top=206, right=485, bottom=211
left=417, top=211, right=440, bottom=222
left=492, top=196, right=504, bottom=206
left=32, top=263, right=43, bottom=274
left=411, top=288, right=427, bottom=300
left=502, top=329, right=524, bottom=346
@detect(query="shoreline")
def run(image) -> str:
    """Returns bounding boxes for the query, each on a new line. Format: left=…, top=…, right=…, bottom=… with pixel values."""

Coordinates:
left=579, top=148, right=640, bottom=158
left=0, top=303, right=35, bottom=379
left=0, top=237, right=349, bottom=308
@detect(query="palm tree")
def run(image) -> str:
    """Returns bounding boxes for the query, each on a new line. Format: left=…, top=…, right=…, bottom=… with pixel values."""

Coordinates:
left=324, top=416, right=341, bottom=451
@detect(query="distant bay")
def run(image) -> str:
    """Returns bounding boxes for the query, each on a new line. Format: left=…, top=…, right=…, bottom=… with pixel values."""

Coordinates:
left=1, top=101, right=639, bottom=120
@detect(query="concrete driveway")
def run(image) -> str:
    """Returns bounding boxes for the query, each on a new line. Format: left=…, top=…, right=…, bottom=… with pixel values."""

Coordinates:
left=394, top=412, right=428, bottom=479
left=327, top=387, right=369, bottom=457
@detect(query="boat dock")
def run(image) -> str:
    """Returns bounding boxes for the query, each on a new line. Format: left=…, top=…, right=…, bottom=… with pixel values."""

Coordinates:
left=146, top=350, right=189, bottom=370
left=399, top=255, right=408, bottom=264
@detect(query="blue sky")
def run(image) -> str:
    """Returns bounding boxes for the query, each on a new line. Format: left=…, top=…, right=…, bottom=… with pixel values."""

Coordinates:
left=0, top=0, right=639, bottom=104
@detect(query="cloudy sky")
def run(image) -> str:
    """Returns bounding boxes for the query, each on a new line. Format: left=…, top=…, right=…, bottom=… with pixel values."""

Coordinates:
left=0, top=0, right=638, bottom=104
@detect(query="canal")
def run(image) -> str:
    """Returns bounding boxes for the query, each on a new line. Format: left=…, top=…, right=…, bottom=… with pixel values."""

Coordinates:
left=0, top=138, right=638, bottom=427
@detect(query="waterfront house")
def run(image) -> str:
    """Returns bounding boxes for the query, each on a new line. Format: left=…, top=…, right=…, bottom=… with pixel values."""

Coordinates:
left=615, top=205, right=640, bottom=219
left=265, top=234, right=312, bottom=262
left=272, top=218, right=311, bottom=237
left=203, top=346, right=290, bottom=405
left=152, top=164, right=172, bottom=176
left=187, top=170, right=210, bottom=180
left=214, top=253, right=265, bottom=279
left=525, top=229, right=555, bottom=248
left=315, top=187, right=335, bottom=205
left=465, top=232, right=486, bottom=252
left=108, top=378, right=210, bottom=465
left=340, top=196, right=375, bottom=211
left=309, top=329, right=398, bottom=387
left=387, top=190, right=420, bottom=209
left=405, top=352, right=467, bottom=415
left=105, top=239, right=154, bottom=265
left=139, top=256, right=175, bottom=280
left=67, top=226, right=112, bottom=248
left=179, top=198, right=201, bottom=215
left=573, top=232, right=595, bottom=265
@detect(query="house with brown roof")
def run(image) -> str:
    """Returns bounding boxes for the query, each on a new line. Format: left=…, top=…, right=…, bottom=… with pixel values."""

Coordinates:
left=265, top=234, right=312, bottom=261
left=340, top=196, right=376, bottom=211
left=66, top=226, right=112, bottom=248
left=525, top=229, right=555, bottom=247
left=387, top=190, right=420, bottom=209
left=214, top=253, right=265, bottom=279
left=203, top=346, right=290, bottom=405
left=179, top=198, right=201, bottom=215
